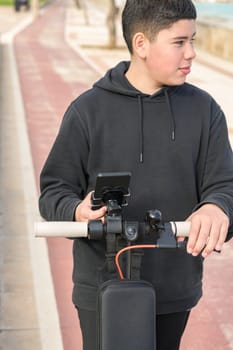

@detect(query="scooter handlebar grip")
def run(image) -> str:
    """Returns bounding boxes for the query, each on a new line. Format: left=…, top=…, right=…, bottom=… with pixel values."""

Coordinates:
left=170, top=221, right=191, bottom=237
left=34, top=221, right=88, bottom=238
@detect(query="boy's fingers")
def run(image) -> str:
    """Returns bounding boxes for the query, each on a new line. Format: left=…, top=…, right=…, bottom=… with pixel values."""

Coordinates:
left=89, top=206, right=107, bottom=220
left=215, top=221, right=229, bottom=251
left=186, top=219, right=201, bottom=254
left=187, top=218, right=212, bottom=256
left=201, top=223, right=221, bottom=258
left=187, top=219, right=228, bottom=258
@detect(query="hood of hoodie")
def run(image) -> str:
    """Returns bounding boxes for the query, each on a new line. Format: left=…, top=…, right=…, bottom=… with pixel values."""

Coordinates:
left=93, top=61, right=177, bottom=162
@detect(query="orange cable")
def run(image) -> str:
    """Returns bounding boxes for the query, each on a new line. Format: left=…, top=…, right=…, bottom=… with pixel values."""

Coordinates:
left=115, top=244, right=156, bottom=279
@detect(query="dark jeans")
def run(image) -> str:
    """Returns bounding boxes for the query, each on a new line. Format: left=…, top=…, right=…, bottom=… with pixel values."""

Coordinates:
left=77, top=307, right=190, bottom=350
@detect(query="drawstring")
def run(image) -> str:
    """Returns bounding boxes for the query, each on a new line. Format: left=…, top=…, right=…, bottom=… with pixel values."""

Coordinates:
left=138, top=95, right=144, bottom=163
left=137, top=90, right=176, bottom=163
left=165, top=89, right=176, bottom=141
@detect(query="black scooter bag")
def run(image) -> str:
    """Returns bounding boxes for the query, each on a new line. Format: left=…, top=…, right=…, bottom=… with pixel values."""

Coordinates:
left=97, top=279, right=156, bottom=350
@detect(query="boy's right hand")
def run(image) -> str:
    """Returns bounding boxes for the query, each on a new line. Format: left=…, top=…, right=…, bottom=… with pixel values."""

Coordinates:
left=74, top=192, right=107, bottom=222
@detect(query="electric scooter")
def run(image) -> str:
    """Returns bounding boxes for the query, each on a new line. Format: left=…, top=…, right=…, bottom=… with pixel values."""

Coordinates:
left=35, top=172, right=191, bottom=350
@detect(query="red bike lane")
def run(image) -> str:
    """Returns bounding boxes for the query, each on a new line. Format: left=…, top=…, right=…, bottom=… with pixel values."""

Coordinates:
left=14, top=0, right=99, bottom=348
left=13, top=0, right=233, bottom=349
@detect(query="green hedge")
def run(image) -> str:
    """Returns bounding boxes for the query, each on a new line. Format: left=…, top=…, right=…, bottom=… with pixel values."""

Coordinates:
left=0, top=0, right=14, bottom=5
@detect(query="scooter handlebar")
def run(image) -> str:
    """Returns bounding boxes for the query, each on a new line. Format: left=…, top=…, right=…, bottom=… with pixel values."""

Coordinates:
left=34, top=221, right=191, bottom=238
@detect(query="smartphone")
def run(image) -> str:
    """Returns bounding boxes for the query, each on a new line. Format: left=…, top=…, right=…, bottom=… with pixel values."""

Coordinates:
left=91, top=172, right=131, bottom=209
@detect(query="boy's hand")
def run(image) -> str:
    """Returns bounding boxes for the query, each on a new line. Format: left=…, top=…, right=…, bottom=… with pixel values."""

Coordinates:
left=186, top=203, right=229, bottom=258
left=74, top=192, right=107, bottom=222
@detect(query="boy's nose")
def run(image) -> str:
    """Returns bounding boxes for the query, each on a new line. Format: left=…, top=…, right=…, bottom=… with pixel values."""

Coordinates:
left=184, top=42, right=196, bottom=60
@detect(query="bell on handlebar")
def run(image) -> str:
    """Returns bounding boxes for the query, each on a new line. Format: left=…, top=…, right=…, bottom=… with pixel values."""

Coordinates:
left=145, top=210, right=163, bottom=231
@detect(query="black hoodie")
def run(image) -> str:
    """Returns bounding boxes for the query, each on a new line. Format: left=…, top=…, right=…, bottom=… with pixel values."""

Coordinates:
left=39, top=61, right=233, bottom=314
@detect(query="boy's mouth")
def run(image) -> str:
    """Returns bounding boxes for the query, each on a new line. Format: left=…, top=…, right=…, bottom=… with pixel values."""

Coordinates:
left=179, top=66, right=191, bottom=75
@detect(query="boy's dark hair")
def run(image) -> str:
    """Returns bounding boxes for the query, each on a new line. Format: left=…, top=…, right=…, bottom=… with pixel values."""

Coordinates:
left=122, top=0, right=197, bottom=54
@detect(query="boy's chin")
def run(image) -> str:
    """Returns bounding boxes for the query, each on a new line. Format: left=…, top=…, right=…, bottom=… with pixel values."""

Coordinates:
left=166, top=80, right=186, bottom=87
left=172, top=77, right=187, bottom=86
left=163, top=75, right=188, bottom=87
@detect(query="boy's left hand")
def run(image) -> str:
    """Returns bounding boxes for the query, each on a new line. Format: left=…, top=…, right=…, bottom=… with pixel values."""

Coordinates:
left=186, top=203, right=229, bottom=258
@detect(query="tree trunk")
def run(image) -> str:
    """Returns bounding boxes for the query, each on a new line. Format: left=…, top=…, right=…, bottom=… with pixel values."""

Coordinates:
left=75, top=0, right=89, bottom=25
left=32, top=0, right=40, bottom=18
left=106, top=0, right=117, bottom=48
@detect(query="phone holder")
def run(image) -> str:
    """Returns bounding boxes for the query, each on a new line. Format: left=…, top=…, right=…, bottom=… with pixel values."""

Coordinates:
left=91, top=172, right=131, bottom=210
left=90, top=172, right=185, bottom=279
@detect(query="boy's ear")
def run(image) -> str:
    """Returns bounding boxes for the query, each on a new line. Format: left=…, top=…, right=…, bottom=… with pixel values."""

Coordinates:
left=132, top=32, right=148, bottom=59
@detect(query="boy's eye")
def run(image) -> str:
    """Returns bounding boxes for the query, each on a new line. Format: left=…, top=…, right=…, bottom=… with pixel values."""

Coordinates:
left=174, top=40, right=184, bottom=46
left=174, top=38, right=195, bottom=47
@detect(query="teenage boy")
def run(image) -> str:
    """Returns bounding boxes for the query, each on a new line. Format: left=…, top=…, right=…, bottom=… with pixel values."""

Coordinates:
left=39, top=0, right=233, bottom=349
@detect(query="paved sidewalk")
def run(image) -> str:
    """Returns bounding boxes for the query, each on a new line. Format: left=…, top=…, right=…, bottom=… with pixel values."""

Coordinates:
left=1, top=0, right=233, bottom=349
left=0, top=5, right=64, bottom=350
left=0, top=41, right=43, bottom=350
left=0, top=6, right=30, bottom=34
